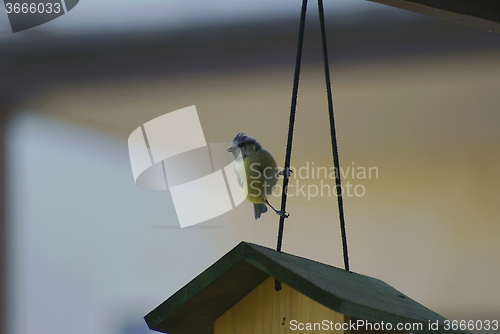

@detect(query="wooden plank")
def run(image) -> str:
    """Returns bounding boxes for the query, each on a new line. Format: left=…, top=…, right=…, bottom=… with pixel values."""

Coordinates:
left=369, top=0, right=500, bottom=32
left=345, top=316, right=409, bottom=333
left=214, top=277, right=345, bottom=334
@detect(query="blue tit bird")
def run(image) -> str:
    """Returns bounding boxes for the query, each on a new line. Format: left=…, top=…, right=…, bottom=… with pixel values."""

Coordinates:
left=227, top=133, right=289, bottom=220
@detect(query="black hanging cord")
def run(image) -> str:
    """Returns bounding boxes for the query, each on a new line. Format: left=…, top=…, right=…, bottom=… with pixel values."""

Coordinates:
left=275, top=0, right=308, bottom=292
left=317, top=0, right=350, bottom=272
left=276, top=0, right=307, bottom=254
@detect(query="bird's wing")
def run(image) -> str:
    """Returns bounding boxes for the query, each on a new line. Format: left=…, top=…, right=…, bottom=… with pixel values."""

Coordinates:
left=235, top=166, right=244, bottom=188
left=233, top=157, right=245, bottom=188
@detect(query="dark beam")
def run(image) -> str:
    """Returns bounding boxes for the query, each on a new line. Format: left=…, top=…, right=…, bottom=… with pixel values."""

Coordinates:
left=0, top=97, right=12, bottom=334
left=2, top=14, right=500, bottom=96
left=369, top=0, right=500, bottom=32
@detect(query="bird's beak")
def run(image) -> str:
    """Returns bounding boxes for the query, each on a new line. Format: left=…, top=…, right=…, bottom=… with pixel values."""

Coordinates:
left=227, top=146, right=236, bottom=152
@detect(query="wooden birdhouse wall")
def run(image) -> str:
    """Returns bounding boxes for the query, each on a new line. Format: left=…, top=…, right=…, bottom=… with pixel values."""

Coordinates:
left=214, top=277, right=345, bottom=334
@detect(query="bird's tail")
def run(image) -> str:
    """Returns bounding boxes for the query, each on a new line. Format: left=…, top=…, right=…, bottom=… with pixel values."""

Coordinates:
left=254, top=203, right=268, bottom=220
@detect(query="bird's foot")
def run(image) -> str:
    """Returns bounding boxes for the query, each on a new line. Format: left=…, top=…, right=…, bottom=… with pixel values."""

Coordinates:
left=279, top=168, right=293, bottom=178
left=265, top=199, right=290, bottom=218
left=277, top=210, right=290, bottom=218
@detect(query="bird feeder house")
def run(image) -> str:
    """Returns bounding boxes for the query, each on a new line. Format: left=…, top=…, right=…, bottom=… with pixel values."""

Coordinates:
left=145, top=242, right=469, bottom=334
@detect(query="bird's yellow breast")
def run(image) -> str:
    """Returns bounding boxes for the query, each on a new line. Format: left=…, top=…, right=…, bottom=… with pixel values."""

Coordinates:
left=242, top=149, right=279, bottom=203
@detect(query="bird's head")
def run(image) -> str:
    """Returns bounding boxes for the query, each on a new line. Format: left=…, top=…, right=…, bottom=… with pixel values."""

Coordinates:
left=227, top=133, right=262, bottom=158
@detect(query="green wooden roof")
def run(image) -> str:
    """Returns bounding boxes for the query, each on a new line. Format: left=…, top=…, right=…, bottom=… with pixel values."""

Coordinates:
left=145, top=242, right=469, bottom=334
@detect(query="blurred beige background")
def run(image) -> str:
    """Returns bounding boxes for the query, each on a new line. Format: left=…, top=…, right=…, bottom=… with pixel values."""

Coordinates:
left=33, top=51, right=500, bottom=317
left=2, top=1, right=500, bottom=333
